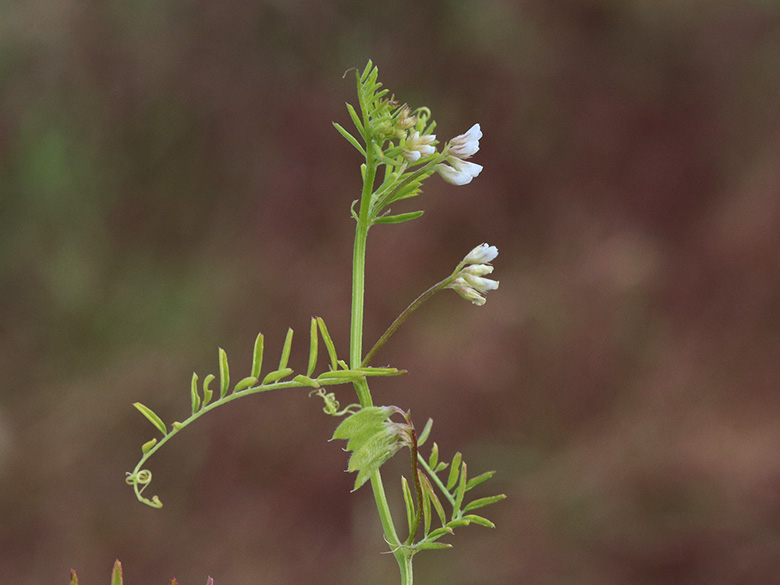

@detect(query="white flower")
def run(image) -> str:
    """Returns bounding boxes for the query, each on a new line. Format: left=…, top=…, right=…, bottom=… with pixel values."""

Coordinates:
left=463, top=272, right=499, bottom=293
left=436, top=123, right=483, bottom=186
left=463, top=243, right=498, bottom=265
left=402, top=131, right=437, bottom=163
left=463, top=264, right=494, bottom=277
left=448, top=278, right=487, bottom=306
left=448, top=123, right=482, bottom=159
left=435, top=156, right=483, bottom=185
left=447, top=243, right=500, bottom=306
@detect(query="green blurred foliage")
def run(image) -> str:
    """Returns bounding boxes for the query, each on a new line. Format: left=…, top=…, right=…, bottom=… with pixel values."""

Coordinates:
left=2, top=0, right=780, bottom=584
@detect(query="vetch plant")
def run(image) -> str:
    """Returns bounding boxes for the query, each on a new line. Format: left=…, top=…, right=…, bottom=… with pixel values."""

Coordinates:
left=124, top=61, right=505, bottom=585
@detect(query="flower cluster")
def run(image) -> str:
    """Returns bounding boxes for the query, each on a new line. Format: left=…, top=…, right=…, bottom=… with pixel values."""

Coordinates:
left=396, top=116, right=483, bottom=186
left=402, top=130, right=437, bottom=163
left=436, top=124, right=483, bottom=186
left=447, top=243, right=499, bottom=306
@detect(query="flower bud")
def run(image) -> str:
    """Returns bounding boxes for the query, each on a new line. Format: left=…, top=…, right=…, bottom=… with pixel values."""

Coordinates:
left=402, top=131, right=437, bottom=163
left=396, top=106, right=417, bottom=130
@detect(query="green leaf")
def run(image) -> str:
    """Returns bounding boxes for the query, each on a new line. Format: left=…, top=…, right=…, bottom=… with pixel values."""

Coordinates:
left=233, top=376, right=258, bottom=393
left=422, top=475, right=432, bottom=536
left=417, top=418, right=433, bottom=446
left=434, top=461, right=449, bottom=473
left=202, top=374, right=214, bottom=407
left=190, top=373, right=201, bottom=414
left=332, top=406, right=403, bottom=491
left=111, top=560, right=123, bottom=585
left=316, top=317, right=339, bottom=370
left=346, top=102, right=365, bottom=137
left=415, top=542, right=452, bottom=551
left=463, top=494, right=506, bottom=513
left=218, top=347, right=230, bottom=399
left=134, top=403, right=167, bottom=436
left=402, top=475, right=415, bottom=536
left=462, top=514, right=496, bottom=528
left=293, top=374, right=320, bottom=388
left=332, top=406, right=395, bottom=441
left=422, top=474, right=447, bottom=527
left=333, top=122, right=366, bottom=156
left=356, top=366, right=405, bottom=377
left=261, top=368, right=294, bottom=384
left=428, top=442, right=439, bottom=469
left=386, top=179, right=425, bottom=204
left=251, top=333, right=264, bottom=379
left=172, top=421, right=184, bottom=430
left=70, top=569, right=79, bottom=585
left=279, top=327, right=294, bottom=370
left=453, top=462, right=468, bottom=516
left=141, top=438, right=157, bottom=454
left=373, top=210, right=424, bottom=225
left=360, top=60, right=373, bottom=82
left=313, top=375, right=355, bottom=385
left=307, top=317, right=318, bottom=377
left=425, top=526, right=453, bottom=542
left=446, top=452, right=462, bottom=491
left=347, top=427, right=400, bottom=470
left=465, top=471, right=496, bottom=492
left=352, top=441, right=402, bottom=490
left=317, top=369, right=365, bottom=382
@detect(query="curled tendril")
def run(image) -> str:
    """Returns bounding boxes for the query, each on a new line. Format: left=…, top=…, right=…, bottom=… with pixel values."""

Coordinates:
left=125, top=469, right=163, bottom=508
left=309, top=388, right=360, bottom=417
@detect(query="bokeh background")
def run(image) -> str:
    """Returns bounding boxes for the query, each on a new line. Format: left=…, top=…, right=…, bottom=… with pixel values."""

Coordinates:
left=2, top=0, right=780, bottom=583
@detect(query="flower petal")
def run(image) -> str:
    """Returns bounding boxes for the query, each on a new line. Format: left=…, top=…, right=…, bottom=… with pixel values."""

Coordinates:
left=436, top=162, right=474, bottom=186
left=463, top=273, right=499, bottom=292
left=449, top=124, right=482, bottom=159
left=464, top=243, right=499, bottom=264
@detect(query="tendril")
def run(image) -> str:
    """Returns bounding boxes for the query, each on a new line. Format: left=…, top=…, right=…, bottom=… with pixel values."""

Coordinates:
left=309, top=388, right=360, bottom=417
left=125, top=470, right=163, bottom=508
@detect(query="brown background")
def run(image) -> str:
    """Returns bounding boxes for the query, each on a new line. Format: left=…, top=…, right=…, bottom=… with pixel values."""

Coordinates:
left=2, top=1, right=780, bottom=584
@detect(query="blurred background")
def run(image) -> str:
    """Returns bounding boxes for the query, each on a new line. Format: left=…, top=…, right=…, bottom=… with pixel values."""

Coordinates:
left=2, top=0, right=780, bottom=583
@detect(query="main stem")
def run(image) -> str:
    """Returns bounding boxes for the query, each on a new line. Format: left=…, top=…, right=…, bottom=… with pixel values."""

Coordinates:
left=350, top=152, right=413, bottom=585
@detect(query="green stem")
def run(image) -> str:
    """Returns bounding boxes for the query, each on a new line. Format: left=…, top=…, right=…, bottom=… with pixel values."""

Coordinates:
left=363, top=264, right=465, bottom=367
left=418, top=457, right=457, bottom=508
left=350, top=155, right=375, bottom=371
left=349, top=149, right=412, bottom=584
